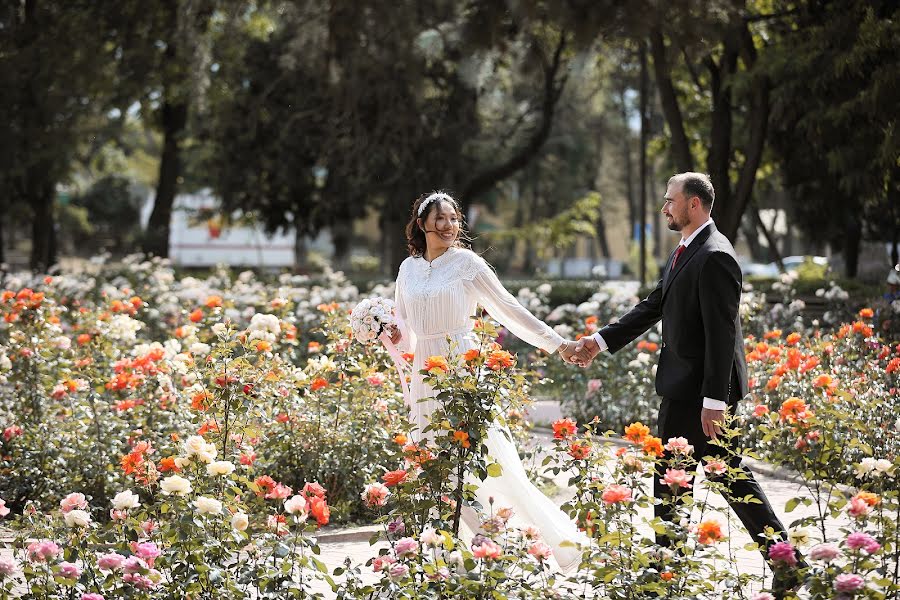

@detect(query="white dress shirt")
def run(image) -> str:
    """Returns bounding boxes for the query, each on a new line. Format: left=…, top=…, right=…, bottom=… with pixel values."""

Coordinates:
left=591, top=218, right=728, bottom=411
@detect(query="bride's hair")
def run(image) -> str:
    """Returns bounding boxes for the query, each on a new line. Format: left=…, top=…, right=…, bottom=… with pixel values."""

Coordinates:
left=405, top=191, right=472, bottom=257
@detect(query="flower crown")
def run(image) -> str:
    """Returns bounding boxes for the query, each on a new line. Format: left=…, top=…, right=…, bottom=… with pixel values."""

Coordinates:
left=417, top=192, right=454, bottom=217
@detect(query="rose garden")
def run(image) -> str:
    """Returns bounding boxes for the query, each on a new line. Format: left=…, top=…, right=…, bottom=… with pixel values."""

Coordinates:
left=0, top=256, right=894, bottom=599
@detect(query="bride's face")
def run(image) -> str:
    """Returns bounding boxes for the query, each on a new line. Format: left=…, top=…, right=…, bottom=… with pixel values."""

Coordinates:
left=419, top=201, right=461, bottom=251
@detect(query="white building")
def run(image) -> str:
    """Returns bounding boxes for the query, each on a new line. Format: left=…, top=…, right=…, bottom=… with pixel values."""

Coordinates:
left=140, top=189, right=296, bottom=268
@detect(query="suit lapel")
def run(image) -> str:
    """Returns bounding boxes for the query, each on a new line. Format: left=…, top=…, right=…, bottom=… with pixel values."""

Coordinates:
left=661, top=224, right=715, bottom=300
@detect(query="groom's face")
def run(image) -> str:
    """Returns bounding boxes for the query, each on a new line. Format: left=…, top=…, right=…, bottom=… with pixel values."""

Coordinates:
left=662, top=182, right=690, bottom=232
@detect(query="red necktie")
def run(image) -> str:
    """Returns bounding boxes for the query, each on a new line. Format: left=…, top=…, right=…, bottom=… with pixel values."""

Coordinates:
left=671, top=245, right=685, bottom=269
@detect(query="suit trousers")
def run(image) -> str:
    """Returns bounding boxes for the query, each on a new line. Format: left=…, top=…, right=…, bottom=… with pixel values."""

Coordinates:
left=653, top=396, right=787, bottom=555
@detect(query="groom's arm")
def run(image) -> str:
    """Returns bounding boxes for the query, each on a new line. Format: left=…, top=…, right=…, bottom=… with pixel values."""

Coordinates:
left=595, top=277, right=664, bottom=354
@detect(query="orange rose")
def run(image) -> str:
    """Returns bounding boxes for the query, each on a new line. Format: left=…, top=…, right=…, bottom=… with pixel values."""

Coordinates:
left=310, top=377, right=328, bottom=391
left=393, top=433, right=408, bottom=446
left=567, top=441, right=591, bottom=460
left=642, top=436, right=664, bottom=457
left=779, top=397, right=811, bottom=423
left=763, top=329, right=782, bottom=340
left=812, top=374, right=833, bottom=388
left=624, top=422, right=650, bottom=444
left=189, top=309, right=204, bottom=323
left=858, top=307, right=874, bottom=319
left=485, top=350, right=515, bottom=371
left=697, top=520, right=724, bottom=544
left=204, top=295, right=223, bottom=309
left=382, top=469, right=408, bottom=487
left=463, top=349, right=481, bottom=362
left=552, top=418, right=577, bottom=440
left=424, top=355, right=449, bottom=374
left=786, top=332, right=801, bottom=345
left=452, top=430, right=471, bottom=448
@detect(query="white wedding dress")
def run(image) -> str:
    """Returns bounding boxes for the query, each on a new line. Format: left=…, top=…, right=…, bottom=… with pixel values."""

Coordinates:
left=394, top=246, right=586, bottom=569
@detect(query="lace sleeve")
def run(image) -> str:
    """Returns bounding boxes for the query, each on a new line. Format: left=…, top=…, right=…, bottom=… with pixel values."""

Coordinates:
left=464, top=254, right=563, bottom=354
left=394, top=260, right=415, bottom=353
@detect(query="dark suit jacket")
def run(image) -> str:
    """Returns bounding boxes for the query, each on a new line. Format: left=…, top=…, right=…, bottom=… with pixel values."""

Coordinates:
left=598, top=223, right=748, bottom=405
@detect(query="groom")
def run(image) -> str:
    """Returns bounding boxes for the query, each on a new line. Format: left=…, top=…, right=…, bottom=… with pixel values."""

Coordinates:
left=573, top=173, right=800, bottom=593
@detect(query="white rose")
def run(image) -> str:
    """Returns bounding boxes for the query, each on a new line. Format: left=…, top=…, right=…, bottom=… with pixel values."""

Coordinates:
left=231, top=511, right=249, bottom=531
left=211, top=323, right=227, bottom=336
left=193, top=497, right=222, bottom=515
left=160, top=475, right=193, bottom=496
left=420, top=527, right=442, bottom=547
left=174, top=456, right=193, bottom=469
left=64, top=509, right=92, bottom=528
left=283, top=495, right=308, bottom=515
left=190, top=342, right=211, bottom=356
left=183, top=435, right=207, bottom=456
left=195, top=443, right=218, bottom=464
left=206, top=461, right=235, bottom=476
left=874, top=459, right=894, bottom=475
left=855, top=457, right=877, bottom=478
left=112, top=490, right=140, bottom=511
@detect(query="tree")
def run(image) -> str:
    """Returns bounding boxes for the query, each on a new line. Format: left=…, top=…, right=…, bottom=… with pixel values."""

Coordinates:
left=205, top=1, right=574, bottom=274
left=767, top=0, right=900, bottom=277
left=0, top=1, right=126, bottom=270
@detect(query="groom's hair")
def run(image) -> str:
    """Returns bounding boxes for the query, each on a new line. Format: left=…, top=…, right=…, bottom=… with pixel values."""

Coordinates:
left=670, top=172, right=715, bottom=211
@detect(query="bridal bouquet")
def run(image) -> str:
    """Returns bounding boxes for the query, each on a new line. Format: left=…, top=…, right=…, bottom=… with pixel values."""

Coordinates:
left=349, top=297, right=396, bottom=344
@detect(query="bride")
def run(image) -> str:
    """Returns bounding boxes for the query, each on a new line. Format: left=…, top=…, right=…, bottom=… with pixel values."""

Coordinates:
left=388, top=191, right=587, bottom=571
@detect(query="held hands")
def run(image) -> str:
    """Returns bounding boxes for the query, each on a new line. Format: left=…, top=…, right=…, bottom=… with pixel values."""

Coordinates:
left=571, top=337, right=600, bottom=367
left=557, top=337, right=600, bottom=367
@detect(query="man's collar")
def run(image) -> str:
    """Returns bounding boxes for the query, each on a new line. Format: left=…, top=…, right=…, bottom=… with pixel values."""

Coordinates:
left=680, top=217, right=714, bottom=247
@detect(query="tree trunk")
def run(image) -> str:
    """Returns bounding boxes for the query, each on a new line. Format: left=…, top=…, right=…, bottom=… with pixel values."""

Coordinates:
left=619, top=87, right=637, bottom=240
left=649, top=28, right=694, bottom=173
left=844, top=216, right=861, bottom=278
left=751, top=202, right=784, bottom=270
left=639, top=42, right=649, bottom=286
left=29, top=181, right=55, bottom=272
left=717, top=23, right=771, bottom=242
left=144, top=95, right=188, bottom=258
left=705, top=38, right=738, bottom=232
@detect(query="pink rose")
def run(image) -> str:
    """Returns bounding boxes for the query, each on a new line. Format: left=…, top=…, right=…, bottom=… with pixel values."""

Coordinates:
left=60, top=492, right=88, bottom=514
left=768, top=541, right=797, bottom=566
left=131, top=541, right=161, bottom=566
left=528, top=542, right=552, bottom=560
left=809, top=543, right=841, bottom=562
left=122, top=556, right=148, bottom=575
left=601, top=484, right=633, bottom=505
left=394, top=537, right=419, bottom=557
left=58, top=561, right=81, bottom=580
left=472, top=539, right=502, bottom=560
left=26, top=540, right=60, bottom=562
left=2, top=426, right=22, bottom=442
left=388, top=563, right=409, bottom=580
left=372, top=555, right=396, bottom=572
left=366, top=373, right=387, bottom=387
left=751, top=594, right=774, bottom=600
left=361, top=483, right=389, bottom=507
left=0, top=497, right=9, bottom=517
left=834, top=573, right=866, bottom=593
left=848, top=497, right=872, bottom=518
left=846, top=531, right=880, bottom=554
left=0, top=557, right=17, bottom=577
left=660, top=469, right=693, bottom=490
left=82, top=594, right=105, bottom=600
left=664, top=437, right=694, bottom=455
left=704, top=460, right=728, bottom=476
left=97, top=553, right=126, bottom=571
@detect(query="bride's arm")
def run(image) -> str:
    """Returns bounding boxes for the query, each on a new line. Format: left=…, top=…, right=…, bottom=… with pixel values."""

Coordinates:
left=393, top=265, right=415, bottom=353
left=466, top=259, right=563, bottom=354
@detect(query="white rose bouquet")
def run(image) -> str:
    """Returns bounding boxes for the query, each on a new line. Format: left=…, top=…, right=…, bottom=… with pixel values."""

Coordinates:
left=350, top=297, right=396, bottom=345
